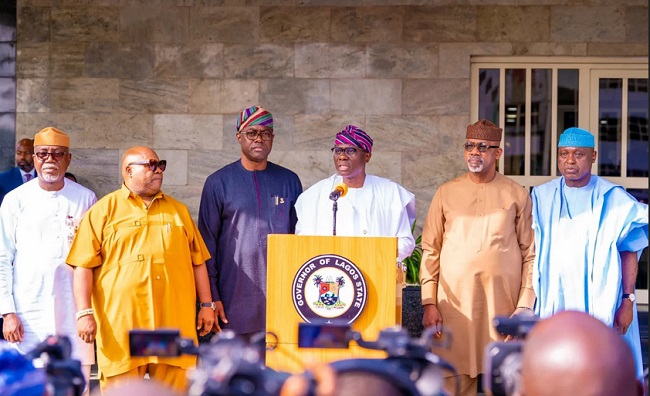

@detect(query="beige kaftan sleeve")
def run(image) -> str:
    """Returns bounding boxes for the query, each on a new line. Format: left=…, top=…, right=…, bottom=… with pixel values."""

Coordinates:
left=420, top=187, right=445, bottom=305
left=515, top=191, right=536, bottom=309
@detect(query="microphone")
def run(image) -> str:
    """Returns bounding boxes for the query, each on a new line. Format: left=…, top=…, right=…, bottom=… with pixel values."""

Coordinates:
left=329, top=183, right=348, bottom=201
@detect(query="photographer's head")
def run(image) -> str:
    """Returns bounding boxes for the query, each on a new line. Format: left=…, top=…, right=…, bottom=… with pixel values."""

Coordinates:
left=93, top=379, right=180, bottom=396
left=333, top=371, right=412, bottom=396
left=519, top=311, right=642, bottom=396
left=280, top=365, right=410, bottom=396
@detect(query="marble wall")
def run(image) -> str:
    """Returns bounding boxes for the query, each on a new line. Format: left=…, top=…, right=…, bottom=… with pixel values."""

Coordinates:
left=12, top=0, right=648, bottom=228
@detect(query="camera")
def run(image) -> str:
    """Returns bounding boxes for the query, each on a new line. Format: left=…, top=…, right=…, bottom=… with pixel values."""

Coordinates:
left=129, top=329, right=197, bottom=357
left=129, top=329, right=289, bottom=396
left=297, top=321, right=349, bottom=349
left=0, top=335, right=86, bottom=396
left=298, top=321, right=455, bottom=396
left=482, top=313, right=539, bottom=396
left=129, top=323, right=457, bottom=396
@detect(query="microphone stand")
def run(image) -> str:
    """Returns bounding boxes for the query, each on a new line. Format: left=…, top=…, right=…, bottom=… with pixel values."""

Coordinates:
left=331, top=198, right=338, bottom=236
left=329, top=185, right=346, bottom=236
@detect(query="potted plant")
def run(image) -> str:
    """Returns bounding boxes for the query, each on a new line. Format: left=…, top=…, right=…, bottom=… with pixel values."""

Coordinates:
left=403, top=230, right=422, bottom=286
left=401, top=223, right=425, bottom=337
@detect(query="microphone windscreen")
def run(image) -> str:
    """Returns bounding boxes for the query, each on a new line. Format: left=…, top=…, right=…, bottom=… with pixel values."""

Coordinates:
left=334, top=183, right=348, bottom=198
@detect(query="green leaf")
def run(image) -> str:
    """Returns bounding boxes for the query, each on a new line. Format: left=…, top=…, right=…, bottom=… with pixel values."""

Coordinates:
left=403, top=222, right=423, bottom=285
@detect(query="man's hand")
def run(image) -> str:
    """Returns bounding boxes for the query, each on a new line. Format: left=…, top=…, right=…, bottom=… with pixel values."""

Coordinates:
left=197, top=307, right=215, bottom=336
left=2, top=313, right=24, bottom=343
left=212, top=301, right=228, bottom=333
left=504, top=307, right=534, bottom=341
left=422, top=304, right=443, bottom=338
left=77, top=315, right=97, bottom=344
left=614, top=299, right=634, bottom=335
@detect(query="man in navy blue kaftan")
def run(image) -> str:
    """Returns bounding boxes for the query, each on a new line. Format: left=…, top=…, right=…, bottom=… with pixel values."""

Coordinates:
left=198, top=106, right=302, bottom=339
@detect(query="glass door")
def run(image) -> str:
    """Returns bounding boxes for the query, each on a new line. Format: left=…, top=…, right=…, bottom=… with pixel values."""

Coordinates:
left=471, top=59, right=648, bottom=304
left=590, top=69, right=648, bottom=304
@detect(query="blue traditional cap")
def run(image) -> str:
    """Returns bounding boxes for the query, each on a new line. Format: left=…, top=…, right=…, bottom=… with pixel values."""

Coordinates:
left=558, top=127, right=595, bottom=148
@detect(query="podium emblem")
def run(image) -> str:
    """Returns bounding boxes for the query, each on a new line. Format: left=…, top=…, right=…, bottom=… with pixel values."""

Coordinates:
left=292, top=254, right=368, bottom=324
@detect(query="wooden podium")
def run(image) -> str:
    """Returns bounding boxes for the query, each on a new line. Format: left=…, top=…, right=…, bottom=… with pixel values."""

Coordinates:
left=266, top=234, right=403, bottom=373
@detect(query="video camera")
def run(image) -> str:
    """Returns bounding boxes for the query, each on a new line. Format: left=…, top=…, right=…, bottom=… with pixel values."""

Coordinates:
left=298, top=321, right=456, bottom=396
left=129, top=323, right=457, bottom=396
left=0, top=335, right=86, bottom=396
left=482, top=313, right=539, bottom=396
left=129, top=329, right=288, bottom=396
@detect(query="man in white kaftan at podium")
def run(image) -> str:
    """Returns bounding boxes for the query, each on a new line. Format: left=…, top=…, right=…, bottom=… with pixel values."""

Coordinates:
left=295, top=125, right=415, bottom=263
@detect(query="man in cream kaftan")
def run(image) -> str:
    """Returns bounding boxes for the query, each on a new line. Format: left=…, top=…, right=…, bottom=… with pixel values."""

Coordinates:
left=420, top=120, right=535, bottom=396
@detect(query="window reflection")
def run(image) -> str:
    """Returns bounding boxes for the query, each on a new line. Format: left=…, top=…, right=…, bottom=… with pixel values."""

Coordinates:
left=0, top=2, right=15, bottom=42
left=557, top=70, right=579, bottom=136
left=504, top=69, right=526, bottom=175
left=530, top=69, right=552, bottom=176
left=0, top=43, right=15, bottom=77
left=627, top=78, right=648, bottom=178
left=598, top=78, right=623, bottom=177
left=478, top=69, right=500, bottom=124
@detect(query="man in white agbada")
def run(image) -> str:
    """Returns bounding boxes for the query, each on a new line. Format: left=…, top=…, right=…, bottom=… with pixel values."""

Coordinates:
left=0, top=127, right=97, bottom=394
left=295, top=125, right=416, bottom=262
left=532, top=127, right=648, bottom=378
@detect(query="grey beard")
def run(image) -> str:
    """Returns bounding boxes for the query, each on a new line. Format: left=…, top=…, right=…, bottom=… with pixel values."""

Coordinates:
left=467, top=156, right=484, bottom=173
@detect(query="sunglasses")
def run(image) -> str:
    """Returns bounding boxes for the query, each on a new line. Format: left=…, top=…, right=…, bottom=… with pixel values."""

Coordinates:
left=127, top=159, right=167, bottom=172
left=35, top=151, right=68, bottom=161
left=464, top=142, right=500, bottom=153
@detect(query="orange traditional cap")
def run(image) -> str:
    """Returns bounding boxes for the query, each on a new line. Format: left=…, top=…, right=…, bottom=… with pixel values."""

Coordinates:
left=34, top=127, right=70, bottom=147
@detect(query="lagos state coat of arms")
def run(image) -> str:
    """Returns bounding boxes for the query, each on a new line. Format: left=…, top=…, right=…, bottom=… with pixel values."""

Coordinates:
left=291, top=254, right=368, bottom=324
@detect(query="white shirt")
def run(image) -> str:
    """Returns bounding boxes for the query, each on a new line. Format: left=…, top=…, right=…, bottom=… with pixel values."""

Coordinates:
left=295, top=174, right=416, bottom=261
left=0, top=179, right=97, bottom=364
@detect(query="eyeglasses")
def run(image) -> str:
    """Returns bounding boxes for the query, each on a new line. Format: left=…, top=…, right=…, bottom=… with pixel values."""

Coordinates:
left=127, top=159, right=167, bottom=172
left=239, top=130, right=274, bottom=141
left=331, top=147, right=363, bottom=157
left=35, top=151, right=68, bottom=161
left=464, top=142, right=500, bottom=153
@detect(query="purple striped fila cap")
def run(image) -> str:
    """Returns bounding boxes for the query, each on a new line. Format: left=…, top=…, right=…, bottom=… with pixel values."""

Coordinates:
left=236, top=105, right=274, bottom=132
left=334, top=125, right=373, bottom=153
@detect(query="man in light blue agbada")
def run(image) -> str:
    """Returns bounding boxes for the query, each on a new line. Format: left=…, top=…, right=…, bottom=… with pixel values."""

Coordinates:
left=531, top=127, right=648, bottom=378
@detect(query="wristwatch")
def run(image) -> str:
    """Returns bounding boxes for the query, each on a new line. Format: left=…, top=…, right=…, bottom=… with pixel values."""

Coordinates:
left=622, top=293, right=636, bottom=302
left=200, top=301, right=217, bottom=310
